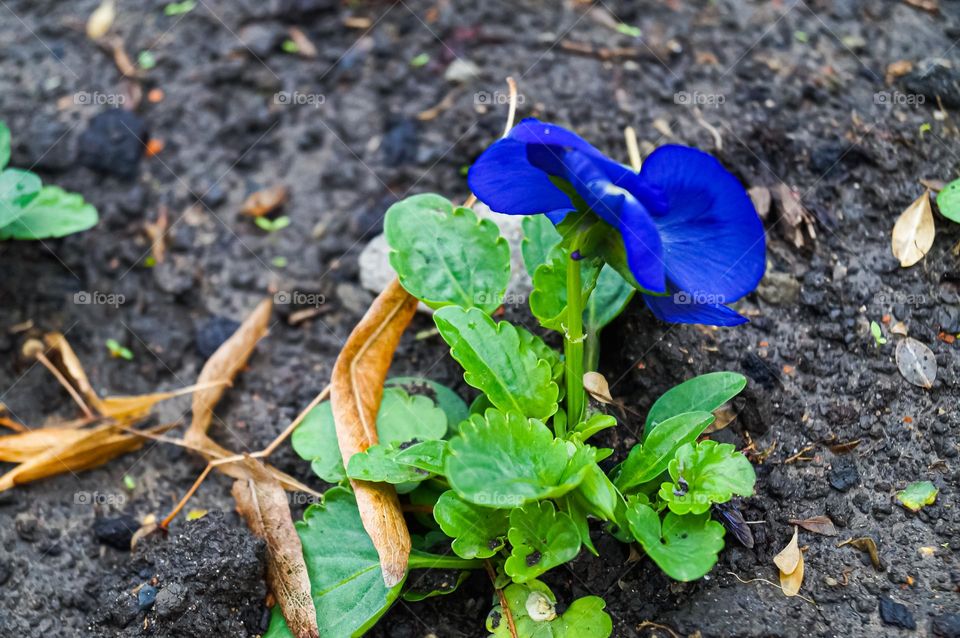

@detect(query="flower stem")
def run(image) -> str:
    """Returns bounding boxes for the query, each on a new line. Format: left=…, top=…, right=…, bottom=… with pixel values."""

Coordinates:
left=564, top=250, right=586, bottom=433
left=407, top=550, right=483, bottom=571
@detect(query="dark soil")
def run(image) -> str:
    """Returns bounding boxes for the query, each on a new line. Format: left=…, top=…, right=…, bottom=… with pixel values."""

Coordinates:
left=1, top=0, right=959, bottom=636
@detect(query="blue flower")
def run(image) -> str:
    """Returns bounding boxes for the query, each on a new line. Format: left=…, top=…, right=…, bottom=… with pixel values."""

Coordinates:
left=467, top=118, right=765, bottom=326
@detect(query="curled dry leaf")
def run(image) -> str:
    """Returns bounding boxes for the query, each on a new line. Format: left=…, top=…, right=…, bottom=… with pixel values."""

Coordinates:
left=241, top=185, right=289, bottom=218
left=704, top=404, right=737, bottom=434
left=286, top=27, right=318, bottom=58
left=838, top=536, right=883, bottom=571
left=775, top=183, right=816, bottom=249
left=583, top=371, right=613, bottom=404
left=774, top=526, right=804, bottom=597
left=331, top=278, right=418, bottom=587
left=42, top=333, right=105, bottom=413
left=891, top=191, right=935, bottom=268
left=0, top=428, right=88, bottom=463
left=232, top=459, right=318, bottom=638
left=895, top=337, right=937, bottom=389
left=787, top=515, right=838, bottom=537
left=748, top=186, right=772, bottom=221
left=101, top=381, right=226, bottom=422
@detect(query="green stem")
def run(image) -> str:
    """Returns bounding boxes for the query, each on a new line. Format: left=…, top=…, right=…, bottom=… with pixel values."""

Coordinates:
left=584, top=329, right=601, bottom=373
left=407, top=550, right=484, bottom=571
left=564, top=251, right=586, bottom=433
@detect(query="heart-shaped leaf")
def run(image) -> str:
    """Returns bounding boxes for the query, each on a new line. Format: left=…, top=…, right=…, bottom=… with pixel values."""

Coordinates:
left=658, top=440, right=756, bottom=515
left=434, top=307, right=558, bottom=420
left=505, top=500, right=581, bottom=583
left=896, top=480, right=938, bottom=511
left=521, top=214, right=562, bottom=276
left=937, top=178, right=960, bottom=223
left=385, top=376, right=469, bottom=434
left=346, top=443, right=433, bottom=484
left=626, top=503, right=725, bottom=582
left=0, top=168, right=42, bottom=228
left=445, top=409, right=590, bottom=508
left=487, top=579, right=612, bottom=637
left=644, top=372, right=747, bottom=437
left=433, top=490, right=510, bottom=559
left=385, top=193, right=510, bottom=312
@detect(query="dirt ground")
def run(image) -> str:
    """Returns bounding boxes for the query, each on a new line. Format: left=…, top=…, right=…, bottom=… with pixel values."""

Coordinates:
left=1, top=0, right=959, bottom=636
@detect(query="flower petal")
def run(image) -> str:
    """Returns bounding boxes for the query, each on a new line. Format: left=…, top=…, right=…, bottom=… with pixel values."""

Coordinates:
left=560, top=151, right=665, bottom=293
left=507, top=118, right=604, bottom=157
left=640, top=145, right=765, bottom=302
left=643, top=293, right=748, bottom=327
left=467, top=137, right=574, bottom=216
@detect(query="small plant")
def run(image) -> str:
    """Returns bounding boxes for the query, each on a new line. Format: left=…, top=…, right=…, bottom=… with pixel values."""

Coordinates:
left=105, top=338, right=133, bottom=360
left=272, top=119, right=766, bottom=637
left=0, top=121, right=98, bottom=240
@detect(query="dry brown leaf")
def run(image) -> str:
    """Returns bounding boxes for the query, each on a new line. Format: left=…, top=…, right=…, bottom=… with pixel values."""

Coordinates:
left=886, top=60, right=914, bottom=83
left=0, top=428, right=89, bottom=463
left=891, top=190, right=935, bottom=268
left=0, top=422, right=173, bottom=492
left=101, top=381, right=227, bottom=422
left=331, top=278, right=418, bottom=587
left=185, top=299, right=272, bottom=446
left=241, top=185, right=289, bottom=218
left=748, top=186, right=772, bottom=221
left=583, top=371, right=613, bottom=404
left=895, top=337, right=937, bottom=389
left=704, top=404, right=737, bottom=434
left=787, top=515, right=838, bottom=537
left=889, top=321, right=909, bottom=336
left=779, top=551, right=804, bottom=597
left=775, top=183, right=816, bottom=248
left=828, top=439, right=860, bottom=454
left=42, top=333, right=105, bottom=413
left=838, top=536, right=883, bottom=571
left=774, top=526, right=802, bottom=574
left=232, top=460, right=318, bottom=638
left=286, top=27, right=318, bottom=58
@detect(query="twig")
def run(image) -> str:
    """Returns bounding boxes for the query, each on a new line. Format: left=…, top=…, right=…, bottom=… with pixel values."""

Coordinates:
left=260, top=385, right=330, bottom=458
left=636, top=620, right=680, bottom=638
left=500, top=76, right=519, bottom=139
left=417, top=88, right=461, bottom=121
left=692, top=107, right=723, bottom=151
left=784, top=445, right=815, bottom=464
left=624, top=126, right=642, bottom=171
left=35, top=352, right=94, bottom=419
left=160, top=463, right=212, bottom=529
left=485, top=560, right=518, bottom=638
left=726, top=571, right=817, bottom=605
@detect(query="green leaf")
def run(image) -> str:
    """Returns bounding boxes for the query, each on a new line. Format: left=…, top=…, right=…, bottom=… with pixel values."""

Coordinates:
left=434, top=490, right=510, bottom=559
left=645, top=372, right=747, bottom=437
left=164, top=0, right=196, bottom=16
left=346, top=443, right=432, bottom=484
left=0, top=185, right=98, bottom=240
left=658, top=440, right=755, bottom=515
left=375, top=387, right=448, bottom=445
left=521, top=215, right=562, bottom=276
left=0, top=121, right=10, bottom=171
left=264, top=488, right=404, bottom=638
left=516, top=325, right=564, bottom=388
left=574, top=462, right=619, bottom=521
left=385, top=193, right=511, bottom=313
left=937, top=178, right=960, bottom=224
left=896, top=480, right=938, bottom=511
left=445, top=409, right=588, bottom=508
left=434, top=306, right=558, bottom=420
left=626, top=503, right=725, bottom=582
left=0, top=168, right=42, bottom=228
left=394, top=438, right=447, bottom=474
left=615, top=411, right=714, bottom=491
left=385, top=376, right=468, bottom=434
left=529, top=246, right=601, bottom=331
left=291, top=401, right=345, bottom=483
left=505, top=501, right=580, bottom=583
left=573, top=413, right=617, bottom=441
left=584, top=265, right=634, bottom=334
left=488, top=580, right=612, bottom=637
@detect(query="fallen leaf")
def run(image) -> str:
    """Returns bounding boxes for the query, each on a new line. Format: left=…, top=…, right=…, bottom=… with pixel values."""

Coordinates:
left=100, top=381, right=225, bottom=422
left=891, top=191, right=935, bottom=268
left=86, top=0, right=115, bottom=39
left=775, top=183, right=816, bottom=249
left=779, top=551, right=804, bottom=597
left=0, top=428, right=88, bottom=463
left=903, top=0, right=939, bottom=14
left=0, top=422, right=174, bottom=492
left=829, top=439, right=860, bottom=454
left=774, top=526, right=802, bottom=574
left=890, top=321, right=909, bottom=336
left=286, top=27, right=318, bottom=58
left=838, top=537, right=883, bottom=571
left=704, top=404, right=737, bottom=434
left=918, top=546, right=935, bottom=557
left=895, top=337, right=937, bottom=389
left=748, top=186, right=772, bottom=220
left=186, top=509, right=208, bottom=520
left=896, top=480, right=938, bottom=511
left=241, top=185, right=288, bottom=218
left=583, top=371, right=613, bottom=404
left=787, top=515, right=838, bottom=537
left=185, top=299, right=272, bottom=445
left=886, top=60, right=914, bottom=83
left=331, top=278, right=418, bottom=587
left=232, top=460, right=318, bottom=638
left=42, top=333, right=105, bottom=413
